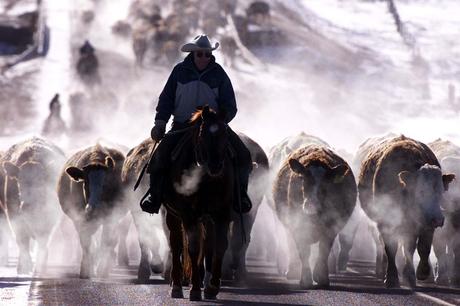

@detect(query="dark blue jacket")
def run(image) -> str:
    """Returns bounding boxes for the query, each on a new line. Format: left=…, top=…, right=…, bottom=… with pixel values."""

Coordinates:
left=155, top=53, right=237, bottom=124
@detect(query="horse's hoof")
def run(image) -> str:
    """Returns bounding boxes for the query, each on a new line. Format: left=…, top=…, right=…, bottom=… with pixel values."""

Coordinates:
left=384, top=276, right=400, bottom=288
left=171, top=286, right=183, bottom=299
left=189, top=289, right=202, bottom=301
left=416, top=262, right=431, bottom=280
left=204, top=284, right=219, bottom=300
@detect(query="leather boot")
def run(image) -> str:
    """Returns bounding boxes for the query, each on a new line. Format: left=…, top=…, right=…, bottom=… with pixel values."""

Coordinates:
left=235, top=167, right=252, bottom=213
left=140, top=174, right=163, bottom=214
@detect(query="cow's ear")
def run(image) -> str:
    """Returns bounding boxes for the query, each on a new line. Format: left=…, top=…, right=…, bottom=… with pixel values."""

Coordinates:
left=331, top=164, right=349, bottom=184
left=442, top=173, right=456, bottom=191
left=289, top=158, right=305, bottom=175
left=105, top=156, right=115, bottom=169
left=398, top=170, right=415, bottom=189
left=3, top=162, right=19, bottom=178
left=66, top=167, right=85, bottom=182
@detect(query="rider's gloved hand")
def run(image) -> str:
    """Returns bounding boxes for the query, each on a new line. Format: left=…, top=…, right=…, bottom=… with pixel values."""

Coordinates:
left=150, top=120, right=166, bottom=141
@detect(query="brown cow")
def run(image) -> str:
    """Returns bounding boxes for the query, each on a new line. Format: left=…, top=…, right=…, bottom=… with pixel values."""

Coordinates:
left=57, top=144, right=126, bottom=278
left=1, top=137, right=65, bottom=274
left=428, top=138, right=460, bottom=286
left=121, top=138, right=166, bottom=281
left=359, top=135, right=455, bottom=288
left=268, top=132, right=331, bottom=278
left=273, top=145, right=356, bottom=288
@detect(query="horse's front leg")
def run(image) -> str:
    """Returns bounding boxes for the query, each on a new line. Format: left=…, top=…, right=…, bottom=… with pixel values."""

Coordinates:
left=184, top=223, right=204, bottom=301
left=166, top=212, right=184, bottom=299
left=204, top=219, right=230, bottom=300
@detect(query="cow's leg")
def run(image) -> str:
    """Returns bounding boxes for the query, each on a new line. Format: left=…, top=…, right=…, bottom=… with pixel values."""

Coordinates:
left=34, top=235, right=49, bottom=276
left=117, top=214, right=131, bottom=266
left=314, top=233, right=335, bottom=288
left=184, top=223, right=203, bottom=301
left=204, top=220, right=229, bottom=300
left=338, top=230, right=356, bottom=272
left=0, top=218, right=9, bottom=265
left=235, top=211, right=257, bottom=282
left=286, top=228, right=301, bottom=280
left=131, top=211, right=153, bottom=281
left=166, top=213, right=184, bottom=299
left=450, top=230, right=460, bottom=287
left=381, top=229, right=400, bottom=288
left=371, top=225, right=385, bottom=279
left=291, top=229, right=312, bottom=289
left=16, top=231, right=32, bottom=274
left=433, top=227, right=450, bottom=285
left=97, top=222, right=118, bottom=278
left=78, top=225, right=95, bottom=279
left=416, top=228, right=434, bottom=281
left=401, top=233, right=417, bottom=288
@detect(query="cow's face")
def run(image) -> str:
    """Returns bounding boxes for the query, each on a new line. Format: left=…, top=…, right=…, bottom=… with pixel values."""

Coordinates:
left=3, top=161, right=48, bottom=213
left=439, top=156, right=460, bottom=212
left=65, top=156, right=115, bottom=219
left=289, top=158, right=349, bottom=216
left=398, top=163, right=455, bottom=228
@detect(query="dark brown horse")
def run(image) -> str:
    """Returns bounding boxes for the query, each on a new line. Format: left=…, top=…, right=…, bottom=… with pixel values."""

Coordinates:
left=163, top=106, right=234, bottom=301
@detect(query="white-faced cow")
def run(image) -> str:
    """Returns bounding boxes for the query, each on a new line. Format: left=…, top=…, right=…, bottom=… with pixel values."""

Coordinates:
left=428, top=138, right=460, bottom=286
left=273, top=145, right=357, bottom=288
left=57, top=144, right=126, bottom=278
left=359, top=135, right=455, bottom=288
left=1, top=137, right=65, bottom=274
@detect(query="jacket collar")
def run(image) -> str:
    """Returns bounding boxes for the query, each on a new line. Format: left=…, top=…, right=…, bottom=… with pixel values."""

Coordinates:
left=183, top=52, right=216, bottom=74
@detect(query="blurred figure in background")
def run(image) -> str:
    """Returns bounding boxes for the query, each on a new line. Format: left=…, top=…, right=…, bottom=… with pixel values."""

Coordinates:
left=76, top=40, right=101, bottom=86
left=41, top=93, right=67, bottom=137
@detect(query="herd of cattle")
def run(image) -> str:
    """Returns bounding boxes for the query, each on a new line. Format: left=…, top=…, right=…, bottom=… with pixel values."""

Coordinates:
left=108, top=0, right=279, bottom=67
left=0, top=131, right=459, bottom=295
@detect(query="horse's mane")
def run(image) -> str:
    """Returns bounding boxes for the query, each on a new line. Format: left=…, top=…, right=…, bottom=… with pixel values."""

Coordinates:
left=189, top=110, right=203, bottom=125
left=189, top=107, right=220, bottom=125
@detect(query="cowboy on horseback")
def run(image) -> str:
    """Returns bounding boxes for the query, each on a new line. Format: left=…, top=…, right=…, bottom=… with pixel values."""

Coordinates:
left=141, top=34, right=253, bottom=215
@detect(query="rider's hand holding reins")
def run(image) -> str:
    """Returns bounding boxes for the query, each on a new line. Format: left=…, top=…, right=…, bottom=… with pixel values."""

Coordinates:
left=151, top=120, right=166, bottom=141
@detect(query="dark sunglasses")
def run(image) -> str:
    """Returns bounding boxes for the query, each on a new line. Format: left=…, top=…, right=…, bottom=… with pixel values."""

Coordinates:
left=196, top=51, right=212, bottom=58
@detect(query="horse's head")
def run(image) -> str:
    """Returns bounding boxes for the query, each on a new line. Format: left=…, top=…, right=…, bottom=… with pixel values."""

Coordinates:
left=191, top=106, right=229, bottom=177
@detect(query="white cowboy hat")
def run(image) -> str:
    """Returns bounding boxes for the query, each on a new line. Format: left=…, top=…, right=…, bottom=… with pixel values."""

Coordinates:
left=180, top=34, right=220, bottom=52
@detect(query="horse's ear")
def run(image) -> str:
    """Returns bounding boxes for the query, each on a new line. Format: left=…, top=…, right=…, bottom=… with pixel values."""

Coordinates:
left=218, top=107, right=227, bottom=122
left=201, top=105, right=210, bottom=120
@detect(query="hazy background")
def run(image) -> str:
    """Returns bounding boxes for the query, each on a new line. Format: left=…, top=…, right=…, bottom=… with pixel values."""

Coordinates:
left=1, top=0, right=459, bottom=273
